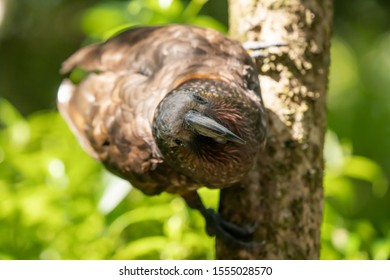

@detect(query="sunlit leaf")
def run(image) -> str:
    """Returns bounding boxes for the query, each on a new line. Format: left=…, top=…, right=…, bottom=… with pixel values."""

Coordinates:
left=113, top=236, right=169, bottom=259
left=371, top=239, right=390, bottom=260
left=82, top=3, right=130, bottom=38
left=189, top=15, right=227, bottom=33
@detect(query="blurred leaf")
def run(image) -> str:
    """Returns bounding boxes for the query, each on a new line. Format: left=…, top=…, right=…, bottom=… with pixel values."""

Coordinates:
left=323, top=128, right=390, bottom=259
left=113, top=236, right=169, bottom=259
left=371, top=239, right=390, bottom=260
left=328, top=38, right=359, bottom=97
left=0, top=99, right=212, bottom=259
left=342, top=156, right=388, bottom=198
left=0, top=98, right=24, bottom=126
left=189, top=15, right=227, bottom=33
left=82, top=2, right=130, bottom=38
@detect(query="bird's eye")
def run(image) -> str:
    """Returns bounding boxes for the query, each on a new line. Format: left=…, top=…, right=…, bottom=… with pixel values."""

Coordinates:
left=193, top=94, right=208, bottom=105
left=174, top=139, right=183, bottom=146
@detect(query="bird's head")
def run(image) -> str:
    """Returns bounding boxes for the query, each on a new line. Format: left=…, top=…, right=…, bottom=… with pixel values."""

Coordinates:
left=152, top=78, right=266, bottom=188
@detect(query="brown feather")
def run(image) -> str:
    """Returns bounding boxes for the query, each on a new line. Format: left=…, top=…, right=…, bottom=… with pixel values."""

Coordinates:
left=57, top=24, right=266, bottom=195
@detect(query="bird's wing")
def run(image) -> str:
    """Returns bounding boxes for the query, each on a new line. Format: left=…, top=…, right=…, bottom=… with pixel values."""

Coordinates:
left=57, top=24, right=263, bottom=193
left=57, top=26, right=166, bottom=177
left=60, top=26, right=161, bottom=74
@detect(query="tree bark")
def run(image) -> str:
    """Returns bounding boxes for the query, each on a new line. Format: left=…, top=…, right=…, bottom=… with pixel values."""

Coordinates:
left=216, top=0, right=333, bottom=259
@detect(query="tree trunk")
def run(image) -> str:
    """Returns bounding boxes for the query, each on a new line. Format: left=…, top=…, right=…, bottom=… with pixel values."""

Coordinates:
left=216, top=0, right=333, bottom=259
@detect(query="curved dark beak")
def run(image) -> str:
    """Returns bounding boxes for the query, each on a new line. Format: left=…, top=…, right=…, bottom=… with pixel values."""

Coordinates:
left=184, top=110, right=246, bottom=144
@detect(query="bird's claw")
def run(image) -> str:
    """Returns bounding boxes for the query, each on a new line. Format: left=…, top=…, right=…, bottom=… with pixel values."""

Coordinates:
left=203, top=208, right=266, bottom=249
left=181, top=192, right=265, bottom=249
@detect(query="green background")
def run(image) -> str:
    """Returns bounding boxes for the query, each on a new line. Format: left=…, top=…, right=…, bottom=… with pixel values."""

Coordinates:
left=0, top=0, right=389, bottom=259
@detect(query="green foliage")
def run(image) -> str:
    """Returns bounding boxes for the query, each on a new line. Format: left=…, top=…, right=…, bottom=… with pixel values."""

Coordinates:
left=321, top=131, right=390, bottom=259
left=0, top=98, right=215, bottom=259
left=321, top=34, right=390, bottom=259
left=81, top=0, right=226, bottom=42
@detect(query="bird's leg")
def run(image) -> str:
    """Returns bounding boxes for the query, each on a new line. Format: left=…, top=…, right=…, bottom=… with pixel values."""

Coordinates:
left=181, top=191, right=265, bottom=248
left=243, top=41, right=288, bottom=59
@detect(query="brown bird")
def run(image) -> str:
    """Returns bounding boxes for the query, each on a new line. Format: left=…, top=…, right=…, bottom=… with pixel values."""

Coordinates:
left=58, top=24, right=267, bottom=247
